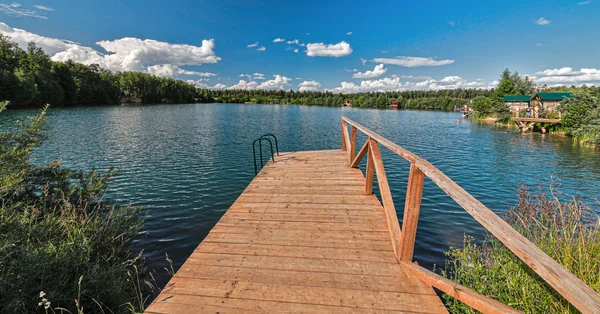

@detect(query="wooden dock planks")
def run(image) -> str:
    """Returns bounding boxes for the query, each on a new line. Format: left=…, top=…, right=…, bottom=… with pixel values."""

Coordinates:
left=146, top=150, right=448, bottom=313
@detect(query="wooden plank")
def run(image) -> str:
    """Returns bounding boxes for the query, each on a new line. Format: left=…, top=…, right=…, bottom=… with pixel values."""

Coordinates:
left=369, top=140, right=403, bottom=261
left=227, top=206, right=384, bottom=216
left=365, top=139, right=375, bottom=195
left=208, top=226, right=390, bottom=241
left=350, top=125, right=357, bottom=163
left=351, top=138, right=370, bottom=168
left=399, top=163, right=425, bottom=262
left=341, top=120, right=348, bottom=151
left=194, top=242, right=397, bottom=262
left=159, top=277, right=448, bottom=313
left=203, top=231, right=393, bottom=251
left=147, top=294, right=424, bottom=314
left=184, top=253, right=402, bottom=277
left=401, top=262, right=521, bottom=314
left=215, top=219, right=387, bottom=232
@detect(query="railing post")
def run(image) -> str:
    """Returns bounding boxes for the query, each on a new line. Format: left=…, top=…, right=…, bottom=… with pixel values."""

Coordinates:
left=399, top=163, right=425, bottom=261
left=350, top=126, right=357, bottom=164
left=342, top=120, right=348, bottom=151
left=364, top=139, right=374, bottom=195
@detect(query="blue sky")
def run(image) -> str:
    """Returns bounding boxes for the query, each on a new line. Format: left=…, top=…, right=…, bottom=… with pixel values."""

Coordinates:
left=1, top=0, right=599, bottom=92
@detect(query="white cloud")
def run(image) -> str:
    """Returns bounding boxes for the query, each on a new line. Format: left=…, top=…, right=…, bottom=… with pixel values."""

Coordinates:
left=578, top=1, right=591, bottom=4
left=0, top=3, right=48, bottom=19
left=352, top=64, right=387, bottom=79
left=293, top=48, right=298, bottom=53
left=373, top=56, right=454, bottom=67
left=306, top=41, right=352, bottom=57
left=239, top=73, right=265, bottom=80
left=534, top=67, right=600, bottom=84
left=346, top=31, right=353, bottom=35
left=257, top=46, right=266, bottom=51
left=448, top=21, right=455, bottom=26
left=298, top=80, right=321, bottom=91
left=247, top=42, right=259, bottom=48
left=535, top=17, right=551, bottom=25
left=227, top=80, right=259, bottom=90
left=257, top=75, right=292, bottom=90
left=272, top=38, right=285, bottom=43
left=0, top=22, right=220, bottom=73
left=298, top=43, right=305, bottom=47
left=345, top=68, right=358, bottom=73
left=287, top=39, right=299, bottom=44
left=147, top=64, right=215, bottom=77
left=381, top=50, right=388, bottom=53
left=329, top=75, right=494, bottom=93
left=536, top=43, right=543, bottom=47
left=187, top=80, right=227, bottom=89
left=227, top=75, right=292, bottom=90
left=34, top=4, right=53, bottom=11
left=360, top=58, right=367, bottom=65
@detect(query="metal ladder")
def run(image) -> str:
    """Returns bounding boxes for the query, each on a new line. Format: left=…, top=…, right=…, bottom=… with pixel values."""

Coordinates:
left=252, top=134, right=280, bottom=175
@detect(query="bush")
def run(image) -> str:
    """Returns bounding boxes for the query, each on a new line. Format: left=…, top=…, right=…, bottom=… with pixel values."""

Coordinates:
left=0, top=102, right=146, bottom=313
left=442, top=183, right=600, bottom=313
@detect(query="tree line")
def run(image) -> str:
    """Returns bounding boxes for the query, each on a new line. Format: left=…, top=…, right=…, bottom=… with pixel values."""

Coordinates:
left=1, top=35, right=493, bottom=110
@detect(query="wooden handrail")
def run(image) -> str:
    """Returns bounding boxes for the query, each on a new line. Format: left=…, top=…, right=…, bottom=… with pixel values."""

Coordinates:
left=340, top=116, right=600, bottom=314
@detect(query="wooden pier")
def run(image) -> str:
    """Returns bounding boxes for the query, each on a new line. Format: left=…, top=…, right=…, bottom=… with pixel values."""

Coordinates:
left=511, top=117, right=561, bottom=133
left=146, top=117, right=600, bottom=314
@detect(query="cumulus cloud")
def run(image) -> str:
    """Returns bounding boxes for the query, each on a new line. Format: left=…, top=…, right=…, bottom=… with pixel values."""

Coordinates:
left=0, top=22, right=221, bottom=74
left=293, top=48, right=298, bottom=53
left=147, top=64, right=215, bottom=77
left=360, top=58, right=367, bottom=65
left=34, top=4, right=53, bottom=11
left=0, top=3, right=48, bottom=19
left=247, top=42, right=259, bottom=48
left=352, top=64, right=387, bottom=79
left=346, top=31, right=352, bottom=35
left=533, top=67, right=600, bottom=84
left=306, top=41, right=352, bottom=57
left=257, top=46, right=266, bottom=51
left=535, top=17, right=551, bottom=25
left=227, top=75, right=292, bottom=90
left=373, top=56, right=454, bottom=67
left=298, top=80, right=321, bottom=92
left=273, top=38, right=285, bottom=43
left=329, top=75, right=494, bottom=93
left=287, top=39, right=299, bottom=44
left=187, top=80, right=227, bottom=89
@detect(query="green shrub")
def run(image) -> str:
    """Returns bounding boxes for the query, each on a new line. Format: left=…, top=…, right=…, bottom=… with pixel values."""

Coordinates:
left=442, top=183, right=600, bottom=313
left=0, top=102, right=146, bottom=313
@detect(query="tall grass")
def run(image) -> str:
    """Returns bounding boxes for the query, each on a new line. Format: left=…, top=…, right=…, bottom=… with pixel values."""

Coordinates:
left=0, top=103, right=163, bottom=313
left=442, top=183, right=600, bottom=313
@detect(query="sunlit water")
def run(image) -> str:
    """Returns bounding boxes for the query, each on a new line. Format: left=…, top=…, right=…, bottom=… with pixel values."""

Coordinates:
left=2, top=103, right=599, bottom=287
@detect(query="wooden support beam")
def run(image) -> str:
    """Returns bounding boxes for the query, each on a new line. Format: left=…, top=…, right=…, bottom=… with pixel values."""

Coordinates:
left=350, top=139, right=369, bottom=168
left=399, top=163, right=425, bottom=262
left=369, top=140, right=402, bottom=261
left=341, top=120, right=348, bottom=151
left=400, top=262, right=522, bottom=314
left=350, top=126, right=357, bottom=164
left=364, top=142, right=374, bottom=195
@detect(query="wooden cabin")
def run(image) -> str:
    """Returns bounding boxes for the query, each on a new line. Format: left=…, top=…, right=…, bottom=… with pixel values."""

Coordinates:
left=502, top=95, right=530, bottom=110
left=390, top=100, right=399, bottom=110
left=531, top=92, right=575, bottom=112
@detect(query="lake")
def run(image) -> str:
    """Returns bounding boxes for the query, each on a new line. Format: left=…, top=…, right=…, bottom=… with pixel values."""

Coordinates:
left=2, top=103, right=599, bottom=287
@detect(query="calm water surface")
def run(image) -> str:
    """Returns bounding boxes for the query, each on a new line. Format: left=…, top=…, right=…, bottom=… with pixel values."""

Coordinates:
left=2, top=103, right=599, bottom=286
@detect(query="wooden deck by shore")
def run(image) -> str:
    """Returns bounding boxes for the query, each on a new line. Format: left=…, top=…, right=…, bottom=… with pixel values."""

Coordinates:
left=146, top=117, right=600, bottom=314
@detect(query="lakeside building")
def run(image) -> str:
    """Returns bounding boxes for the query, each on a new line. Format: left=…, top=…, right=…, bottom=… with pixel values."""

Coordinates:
left=503, top=92, right=575, bottom=113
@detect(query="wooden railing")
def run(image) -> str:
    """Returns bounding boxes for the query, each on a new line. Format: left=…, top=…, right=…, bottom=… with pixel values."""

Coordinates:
left=340, top=116, right=600, bottom=314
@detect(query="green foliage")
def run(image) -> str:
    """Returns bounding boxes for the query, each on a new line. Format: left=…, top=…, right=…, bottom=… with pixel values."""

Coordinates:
left=0, top=104, right=146, bottom=313
left=442, top=183, right=600, bottom=313
left=560, top=87, right=600, bottom=145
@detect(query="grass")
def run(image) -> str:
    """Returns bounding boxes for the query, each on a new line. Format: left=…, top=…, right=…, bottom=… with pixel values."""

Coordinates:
left=0, top=102, right=170, bottom=314
left=442, top=182, right=600, bottom=313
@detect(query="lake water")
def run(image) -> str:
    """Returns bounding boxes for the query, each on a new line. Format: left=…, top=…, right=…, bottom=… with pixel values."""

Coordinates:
left=2, top=103, right=599, bottom=287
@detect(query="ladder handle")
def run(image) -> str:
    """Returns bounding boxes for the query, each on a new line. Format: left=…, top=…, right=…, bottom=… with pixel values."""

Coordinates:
left=252, top=138, right=275, bottom=175
left=260, top=134, right=279, bottom=155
